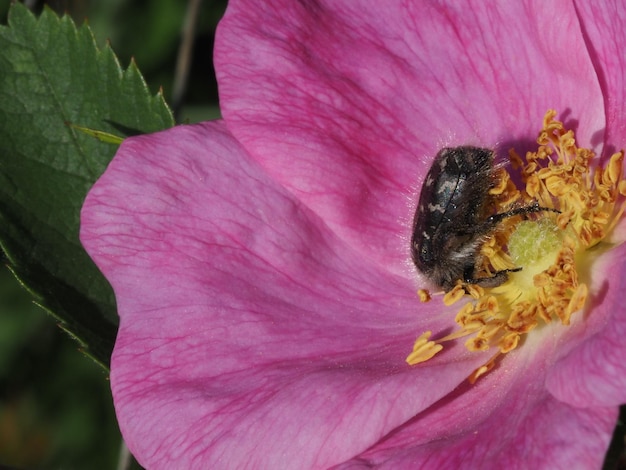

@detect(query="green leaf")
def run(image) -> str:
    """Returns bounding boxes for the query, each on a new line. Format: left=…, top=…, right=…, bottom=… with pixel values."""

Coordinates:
left=0, top=4, right=175, bottom=368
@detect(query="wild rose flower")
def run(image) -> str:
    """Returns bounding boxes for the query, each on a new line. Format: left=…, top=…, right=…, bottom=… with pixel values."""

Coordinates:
left=80, top=1, right=626, bottom=468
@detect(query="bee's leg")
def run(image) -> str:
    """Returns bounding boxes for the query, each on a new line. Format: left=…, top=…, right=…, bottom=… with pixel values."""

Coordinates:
left=463, top=266, right=522, bottom=288
left=485, top=202, right=560, bottom=226
left=462, top=202, right=560, bottom=289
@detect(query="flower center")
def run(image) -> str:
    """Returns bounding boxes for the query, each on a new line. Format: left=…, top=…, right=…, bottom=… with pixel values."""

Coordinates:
left=407, top=110, right=626, bottom=382
left=507, top=219, right=562, bottom=295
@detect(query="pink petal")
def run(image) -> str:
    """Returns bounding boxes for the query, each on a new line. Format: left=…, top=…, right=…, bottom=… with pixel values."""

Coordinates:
left=80, top=1, right=626, bottom=467
left=81, top=121, right=491, bottom=468
left=215, top=0, right=605, bottom=272
left=538, top=0, right=626, bottom=409
left=335, top=337, right=617, bottom=468
left=337, top=386, right=616, bottom=469
left=546, top=246, right=626, bottom=407
left=574, top=0, right=626, bottom=151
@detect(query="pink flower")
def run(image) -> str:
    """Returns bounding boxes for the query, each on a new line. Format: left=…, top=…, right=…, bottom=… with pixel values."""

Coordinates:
left=80, top=1, right=626, bottom=468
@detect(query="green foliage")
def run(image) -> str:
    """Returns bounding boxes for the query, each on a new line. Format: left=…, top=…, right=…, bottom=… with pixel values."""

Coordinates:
left=0, top=3, right=174, bottom=368
left=0, top=264, right=121, bottom=469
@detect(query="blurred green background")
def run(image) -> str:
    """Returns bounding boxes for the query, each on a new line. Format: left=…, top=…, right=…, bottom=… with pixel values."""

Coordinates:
left=0, top=0, right=225, bottom=468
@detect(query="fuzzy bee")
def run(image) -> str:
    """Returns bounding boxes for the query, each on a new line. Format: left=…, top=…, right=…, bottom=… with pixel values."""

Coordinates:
left=411, top=146, right=550, bottom=292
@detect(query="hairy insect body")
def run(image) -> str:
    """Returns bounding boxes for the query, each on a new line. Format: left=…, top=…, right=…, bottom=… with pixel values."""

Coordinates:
left=411, top=146, right=547, bottom=292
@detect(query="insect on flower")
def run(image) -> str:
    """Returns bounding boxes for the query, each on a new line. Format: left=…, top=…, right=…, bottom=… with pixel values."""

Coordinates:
left=411, top=146, right=554, bottom=292
left=407, top=111, right=626, bottom=381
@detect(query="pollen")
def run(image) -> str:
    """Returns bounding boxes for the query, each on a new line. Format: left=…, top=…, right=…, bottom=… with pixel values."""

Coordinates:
left=407, top=110, right=626, bottom=380
left=417, top=289, right=432, bottom=302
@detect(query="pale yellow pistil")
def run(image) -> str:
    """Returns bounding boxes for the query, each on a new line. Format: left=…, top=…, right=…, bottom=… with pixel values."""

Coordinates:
left=407, top=110, right=626, bottom=383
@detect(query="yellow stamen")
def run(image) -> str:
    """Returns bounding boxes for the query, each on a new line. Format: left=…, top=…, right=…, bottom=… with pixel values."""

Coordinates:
left=406, top=331, right=444, bottom=364
left=407, top=110, right=625, bottom=381
left=443, top=284, right=466, bottom=306
left=417, top=289, right=431, bottom=303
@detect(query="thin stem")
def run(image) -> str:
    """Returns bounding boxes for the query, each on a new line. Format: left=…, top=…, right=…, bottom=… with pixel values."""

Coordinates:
left=116, top=438, right=133, bottom=470
left=172, top=0, right=204, bottom=122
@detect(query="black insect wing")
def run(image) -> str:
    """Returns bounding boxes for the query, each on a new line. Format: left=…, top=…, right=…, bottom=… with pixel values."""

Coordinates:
left=411, top=146, right=496, bottom=290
